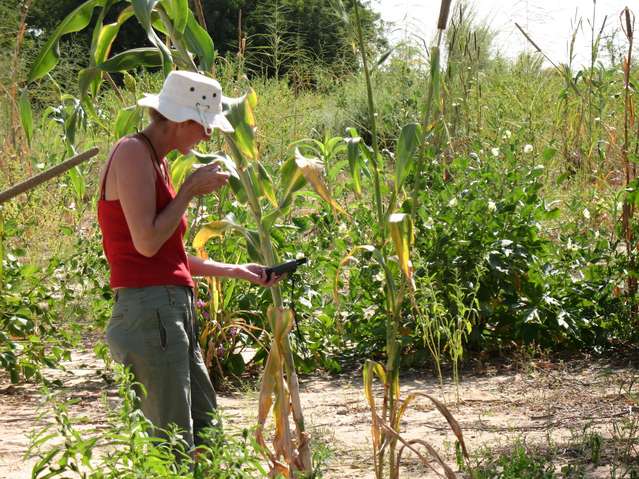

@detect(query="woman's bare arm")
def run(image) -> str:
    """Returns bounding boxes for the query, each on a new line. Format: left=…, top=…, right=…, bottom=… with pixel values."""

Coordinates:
left=187, top=255, right=281, bottom=287
left=114, top=137, right=228, bottom=257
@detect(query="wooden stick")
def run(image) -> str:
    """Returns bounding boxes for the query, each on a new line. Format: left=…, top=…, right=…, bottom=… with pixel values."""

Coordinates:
left=0, top=147, right=99, bottom=205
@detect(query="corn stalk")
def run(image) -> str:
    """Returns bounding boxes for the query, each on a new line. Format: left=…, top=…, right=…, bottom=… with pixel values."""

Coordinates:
left=621, top=7, right=637, bottom=303
left=329, top=0, right=465, bottom=477
left=193, top=90, right=350, bottom=475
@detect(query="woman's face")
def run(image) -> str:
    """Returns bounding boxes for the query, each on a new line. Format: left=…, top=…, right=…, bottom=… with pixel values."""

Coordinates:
left=176, top=120, right=211, bottom=154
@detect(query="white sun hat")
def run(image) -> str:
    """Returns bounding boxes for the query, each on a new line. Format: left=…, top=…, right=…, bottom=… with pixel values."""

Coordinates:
left=137, top=70, right=237, bottom=134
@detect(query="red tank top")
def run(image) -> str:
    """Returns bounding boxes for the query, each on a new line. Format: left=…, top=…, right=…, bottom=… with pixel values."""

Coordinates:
left=97, top=133, right=194, bottom=289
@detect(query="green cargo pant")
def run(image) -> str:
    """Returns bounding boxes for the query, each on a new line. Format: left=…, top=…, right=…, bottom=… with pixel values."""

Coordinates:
left=105, top=285, right=217, bottom=449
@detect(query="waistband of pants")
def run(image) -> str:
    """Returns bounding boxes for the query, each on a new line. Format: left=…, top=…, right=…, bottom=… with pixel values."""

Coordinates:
left=114, top=285, right=193, bottom=303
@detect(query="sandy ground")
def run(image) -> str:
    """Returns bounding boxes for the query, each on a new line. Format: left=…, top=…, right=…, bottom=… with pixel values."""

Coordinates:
left=1, top=341, right=637, bottom=478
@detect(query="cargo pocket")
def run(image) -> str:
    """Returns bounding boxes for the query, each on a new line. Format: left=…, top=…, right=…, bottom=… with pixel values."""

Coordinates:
left=157, top=311, right=168, bottom=351
left=153, top=306, right=190, bottom=359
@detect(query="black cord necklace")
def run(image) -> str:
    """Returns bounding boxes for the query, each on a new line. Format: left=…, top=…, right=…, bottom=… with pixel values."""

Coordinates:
left=138, top=131, right=168, bottom=183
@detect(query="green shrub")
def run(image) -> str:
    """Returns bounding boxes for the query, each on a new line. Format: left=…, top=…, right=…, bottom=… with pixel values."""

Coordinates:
left=29, top=365, right=269, bottom=479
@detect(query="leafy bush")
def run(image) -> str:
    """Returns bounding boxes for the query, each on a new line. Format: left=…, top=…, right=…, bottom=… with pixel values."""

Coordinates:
left=413, top=146, right=629, bottom=351
left=29, top=365, right=269, bottom=479
left=0, top=245, right=73, bottom=383
left=0, top=216, right=111, bottom=383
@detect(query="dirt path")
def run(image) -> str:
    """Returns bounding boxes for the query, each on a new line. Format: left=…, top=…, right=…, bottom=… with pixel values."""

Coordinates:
left=1, top=343, right=636, bottom=478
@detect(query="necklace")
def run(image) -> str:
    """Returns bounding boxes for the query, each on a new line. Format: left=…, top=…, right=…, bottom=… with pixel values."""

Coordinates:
left=137, top=131, right=168, bottom=184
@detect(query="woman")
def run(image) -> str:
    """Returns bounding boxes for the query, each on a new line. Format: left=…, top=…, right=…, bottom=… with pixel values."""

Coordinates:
left=98, top=71, right=280, bottom=450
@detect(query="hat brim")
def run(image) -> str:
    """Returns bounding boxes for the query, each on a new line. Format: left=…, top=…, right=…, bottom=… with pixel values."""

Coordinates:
left=138, top=94, right=235, bottom=133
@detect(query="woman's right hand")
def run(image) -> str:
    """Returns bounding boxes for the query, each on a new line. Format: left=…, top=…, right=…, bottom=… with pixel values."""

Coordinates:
left=183, top=164, right=230, bottom=198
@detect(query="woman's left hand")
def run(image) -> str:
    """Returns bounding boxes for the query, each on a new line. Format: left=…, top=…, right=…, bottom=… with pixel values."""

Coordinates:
left=236, top=263, right=283, bottom=287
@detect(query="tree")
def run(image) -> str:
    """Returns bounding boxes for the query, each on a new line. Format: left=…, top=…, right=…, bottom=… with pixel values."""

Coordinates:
left=25, top=0, right=385, bottom=78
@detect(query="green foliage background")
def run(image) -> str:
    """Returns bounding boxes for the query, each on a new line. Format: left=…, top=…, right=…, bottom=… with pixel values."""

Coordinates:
left=0, top=0, right=636, bottom=385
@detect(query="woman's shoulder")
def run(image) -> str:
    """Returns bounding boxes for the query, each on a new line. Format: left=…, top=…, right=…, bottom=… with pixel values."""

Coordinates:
left=111, top=135, right=153, bottom=163
left=112, top=135, right=149, bottom=159
left=110, top=135, right=155, bottom=177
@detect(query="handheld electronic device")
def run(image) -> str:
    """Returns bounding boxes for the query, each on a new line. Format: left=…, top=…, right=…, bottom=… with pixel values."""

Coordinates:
left=264, top=258, right=308, bottom=281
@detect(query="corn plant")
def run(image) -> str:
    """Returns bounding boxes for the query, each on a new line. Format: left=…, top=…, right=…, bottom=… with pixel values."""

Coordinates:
left=322, top=0, right=472, bottom=477
left=190, top=90, right=354, bottom=474
left=26, top=0, right=348, bottom=475
left=620, top=7, right=638, bottom=304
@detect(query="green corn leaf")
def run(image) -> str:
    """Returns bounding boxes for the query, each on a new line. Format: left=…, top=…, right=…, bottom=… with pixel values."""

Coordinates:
left=98, top=47, right=164, bottom=71
left=89, top=1, right=116, bottom=63
left=94, top=8, right=135, bottom=64
left=246, top=163, right=262, bottom=198
left=161, top=0, right=188, bottom=33
left=18, top=89, right=33, bottom=146
left=78, top=67, right=100, bottom=101
left=244, top=231, right=262, bottom=263
left=395, top=123, right=422, bottom=192
left=151, top=10, right=171, bottom=35
left=183, top=11, right=215, bottom=71
left=85, top=0, right=114, bottom=97
left=114, top=106, right=143, bottom=139
left=224, top=91, right=258, bottom=165
left=325, top=136, right=346, bottom=158
left=84, top=5, right=135, bottom=98
left=67, top=166, right=86, bottom=201
left=228, top=175, right=248, bottom=204
left=170, top=153, right=196, bottom=188
left=193, top=152, right=247, bottom=203
left=131, top=0, right=173, bottom=76
left=28, top=0, right=106, bottom=82
left=257, top=163, right=278, bottom=207
left=345, top=129, right=362, bottom=195
left=277, top=156, right=306, bottom=210
left=261, top=208, right=281, bottom=233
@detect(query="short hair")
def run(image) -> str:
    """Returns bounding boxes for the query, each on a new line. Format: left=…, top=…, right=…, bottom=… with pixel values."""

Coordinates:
left=148, top=108, right=168, bottom=123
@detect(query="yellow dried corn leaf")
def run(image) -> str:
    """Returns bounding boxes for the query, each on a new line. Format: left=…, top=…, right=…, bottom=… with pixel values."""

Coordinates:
left=294, top=148, right=346, bottom=215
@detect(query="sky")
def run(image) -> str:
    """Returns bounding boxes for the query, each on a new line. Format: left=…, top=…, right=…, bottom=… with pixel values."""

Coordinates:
left=372, top=0, right=637, bottom=67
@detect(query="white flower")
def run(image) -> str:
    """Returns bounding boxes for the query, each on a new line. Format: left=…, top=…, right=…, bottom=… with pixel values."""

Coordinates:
left=338, top=223, right=347, bottom=234
left=488, top=200, right=497, bottom=212
left=502, top=130, right=512, bottom=140
left=374, top=271, right=385, bottom=282
left=448, top=197, right=458, bottom=207
left=583, top=208, right=591, bottom=220
left=523, top=144, right=534, bottom=154
left=424, top=216, right=434, bottom=229
left=491, top=147, right=500, bottom=157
